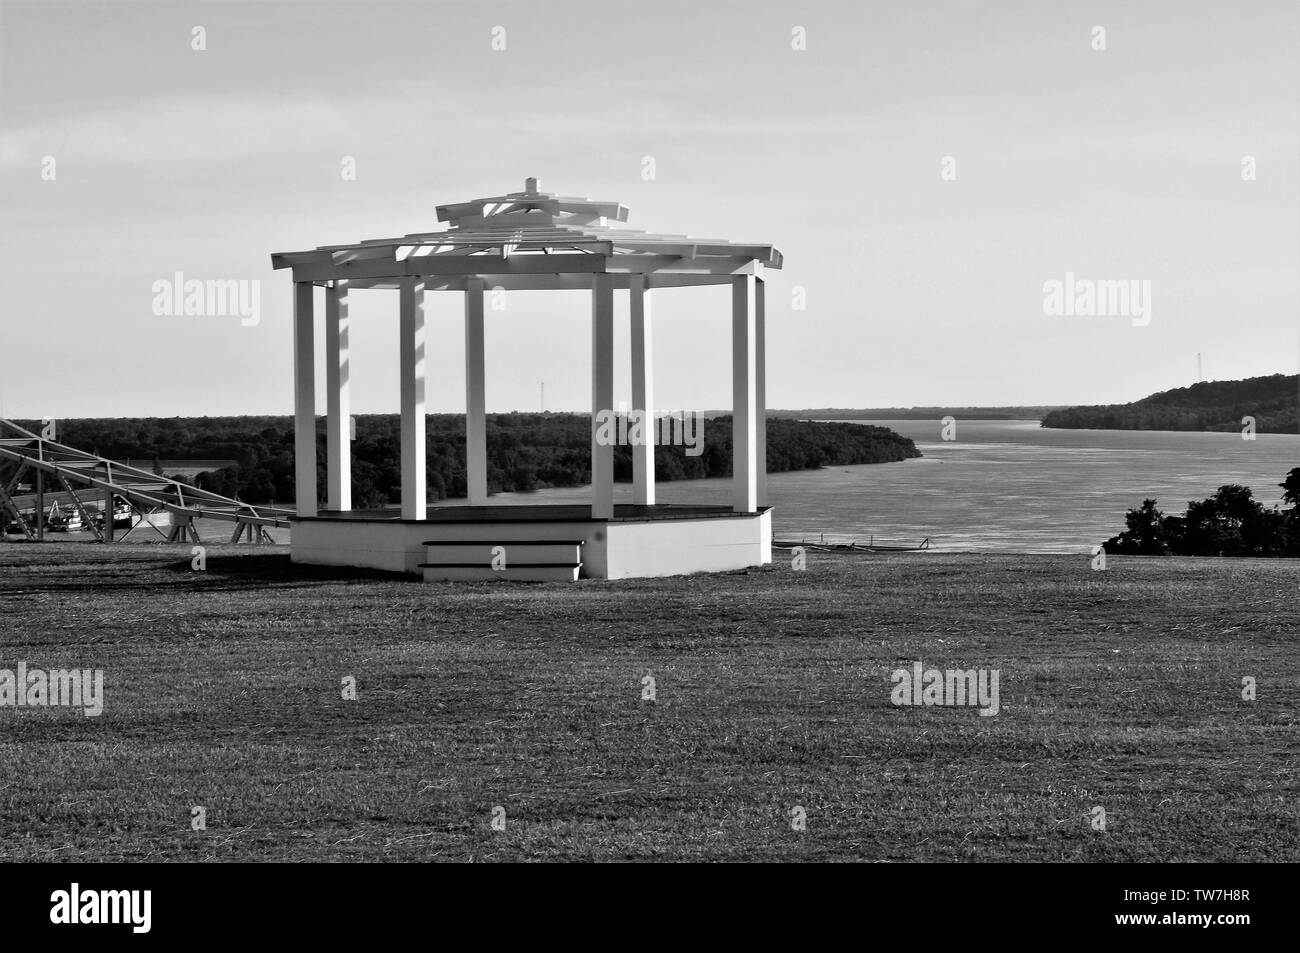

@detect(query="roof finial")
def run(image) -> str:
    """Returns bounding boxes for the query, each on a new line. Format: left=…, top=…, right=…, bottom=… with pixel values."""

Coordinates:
left=525, top=176, right=538, bottom=194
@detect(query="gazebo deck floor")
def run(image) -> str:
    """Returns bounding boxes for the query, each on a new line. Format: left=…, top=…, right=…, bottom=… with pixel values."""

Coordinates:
left=304, top=503, right=765, bottom=524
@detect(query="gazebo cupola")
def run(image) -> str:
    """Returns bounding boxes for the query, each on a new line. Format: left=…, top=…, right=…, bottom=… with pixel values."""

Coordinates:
left=271, top=179, right=782, bottom=580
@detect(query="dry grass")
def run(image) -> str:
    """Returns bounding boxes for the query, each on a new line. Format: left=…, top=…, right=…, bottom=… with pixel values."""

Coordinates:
left=0, top=541, right=1296, bottom=861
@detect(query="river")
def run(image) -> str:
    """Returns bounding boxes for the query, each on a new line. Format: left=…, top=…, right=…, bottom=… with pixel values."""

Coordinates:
left=495, top=419, right=1298, bottom=554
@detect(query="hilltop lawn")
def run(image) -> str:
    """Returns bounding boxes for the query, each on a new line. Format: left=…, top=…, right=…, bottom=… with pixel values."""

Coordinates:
left=0, top=542, right=1295, bottom=862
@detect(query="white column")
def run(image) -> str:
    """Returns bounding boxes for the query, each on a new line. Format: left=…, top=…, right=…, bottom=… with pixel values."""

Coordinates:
left=630, top=275, right=655, bottom=506
left=399, top=277, right=427, bottom=520
left=591, top=273, right=615, bottom=519
left=293, top=281, right=317, bottom=518
left=325, top=280, right=351, bottom=512
left=464, top=277, right=487, bottom=506
left=732, top=272, right=758, bottom=513
left=755, top=274, right=767, bottom=508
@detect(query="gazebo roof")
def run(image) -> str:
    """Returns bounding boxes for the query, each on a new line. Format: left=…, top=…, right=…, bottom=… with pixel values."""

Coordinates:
left=271, top=178, right=782, bottom=289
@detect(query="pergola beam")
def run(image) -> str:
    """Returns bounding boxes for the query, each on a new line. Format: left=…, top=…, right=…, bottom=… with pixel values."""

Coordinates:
left=286, top=255, right=764, bottom=285
left=287, top=252, right=609, bottom=283
left=312, top=272, right=756, bottom=293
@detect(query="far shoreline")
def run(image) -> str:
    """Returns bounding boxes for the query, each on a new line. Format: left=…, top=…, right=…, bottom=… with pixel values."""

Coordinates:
left=823, top=417, right=1298, bottom=438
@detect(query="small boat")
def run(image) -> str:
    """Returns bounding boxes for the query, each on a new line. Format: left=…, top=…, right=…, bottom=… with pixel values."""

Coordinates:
left=49, top=512, right=83, bottom=532
left=91, top=500, right=134, bottom=531
left=45, top=501, right=84, bottom=533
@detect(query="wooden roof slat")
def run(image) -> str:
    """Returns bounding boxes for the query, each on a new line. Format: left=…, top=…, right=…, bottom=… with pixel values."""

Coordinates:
left=273, top=181, right=780, bottom=274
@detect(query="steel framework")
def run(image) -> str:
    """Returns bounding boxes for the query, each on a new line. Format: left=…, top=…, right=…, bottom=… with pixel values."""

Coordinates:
left=0, top=418, right=293, bottom=544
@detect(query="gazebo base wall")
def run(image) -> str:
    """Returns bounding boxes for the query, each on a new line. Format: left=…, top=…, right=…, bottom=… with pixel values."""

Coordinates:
left=290, top=505, right=772, bottom=580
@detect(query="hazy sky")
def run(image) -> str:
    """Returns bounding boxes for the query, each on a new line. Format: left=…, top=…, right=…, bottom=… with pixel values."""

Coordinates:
left=1, top=0, right=1296, bottom=418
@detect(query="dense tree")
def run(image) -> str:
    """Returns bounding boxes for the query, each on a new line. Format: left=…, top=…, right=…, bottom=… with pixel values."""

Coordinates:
left=13, top=413, right=920, bottom=508
left=1104, top=499, right=1169, bottom=555
left=1105, top=477, right=1300, bottom=557
left=1281, top=467, right=1300, bottom=508
left=1042, top=374, right=1298, bottom=434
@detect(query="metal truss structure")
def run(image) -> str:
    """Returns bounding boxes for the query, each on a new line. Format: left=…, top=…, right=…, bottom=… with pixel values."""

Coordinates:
left=0, top=418, right=293, bottom=544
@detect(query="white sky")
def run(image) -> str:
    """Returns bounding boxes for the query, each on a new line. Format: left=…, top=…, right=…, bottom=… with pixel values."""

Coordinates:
left=0, top=0, right=1296, bottom=417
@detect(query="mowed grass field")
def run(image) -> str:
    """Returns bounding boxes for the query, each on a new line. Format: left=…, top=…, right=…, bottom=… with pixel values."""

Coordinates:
left=0, top=541, right=1296, bottom=862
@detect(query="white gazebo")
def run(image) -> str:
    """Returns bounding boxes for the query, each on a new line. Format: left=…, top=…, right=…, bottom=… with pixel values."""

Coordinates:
left=270, top=178, right=782, bottom=580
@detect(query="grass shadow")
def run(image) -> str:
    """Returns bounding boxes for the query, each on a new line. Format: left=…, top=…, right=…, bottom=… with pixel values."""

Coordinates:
left=167, top=553, right=412, bottom=585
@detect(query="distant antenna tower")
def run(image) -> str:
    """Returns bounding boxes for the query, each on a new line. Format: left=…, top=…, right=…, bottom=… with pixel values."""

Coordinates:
left=540, top=381, right=545, bottom=412
left=1197, top=352, right=1203, bottom=381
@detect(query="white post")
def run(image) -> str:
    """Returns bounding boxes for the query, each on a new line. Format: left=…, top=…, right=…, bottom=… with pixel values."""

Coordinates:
left=464, top=277, right=488, bottom=506
left=400, top=277, right=427, bottom=520
left=325, top=280, right=351, bottom=512
left=755, top=273, right=767, bottom=508
left=293, top=281, right=317, bottom=518
left=630, top=275, right=655, bottom=506
left=732, top=272, right=758, bottom=513
left=591, top=273, right=615, bottom=519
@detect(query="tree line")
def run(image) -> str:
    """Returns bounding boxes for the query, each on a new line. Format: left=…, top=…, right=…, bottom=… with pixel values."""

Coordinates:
left=19, top=414, right=920, bottom=508
left=1104, top=468, right=1300, bottom=557
left=1041, top=374, right=1298, bottom=433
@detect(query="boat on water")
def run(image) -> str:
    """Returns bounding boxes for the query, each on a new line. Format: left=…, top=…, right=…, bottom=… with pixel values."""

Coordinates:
left=47, top=503, right=83, bottom=532
left=92, top=498, right=134, bottom=530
